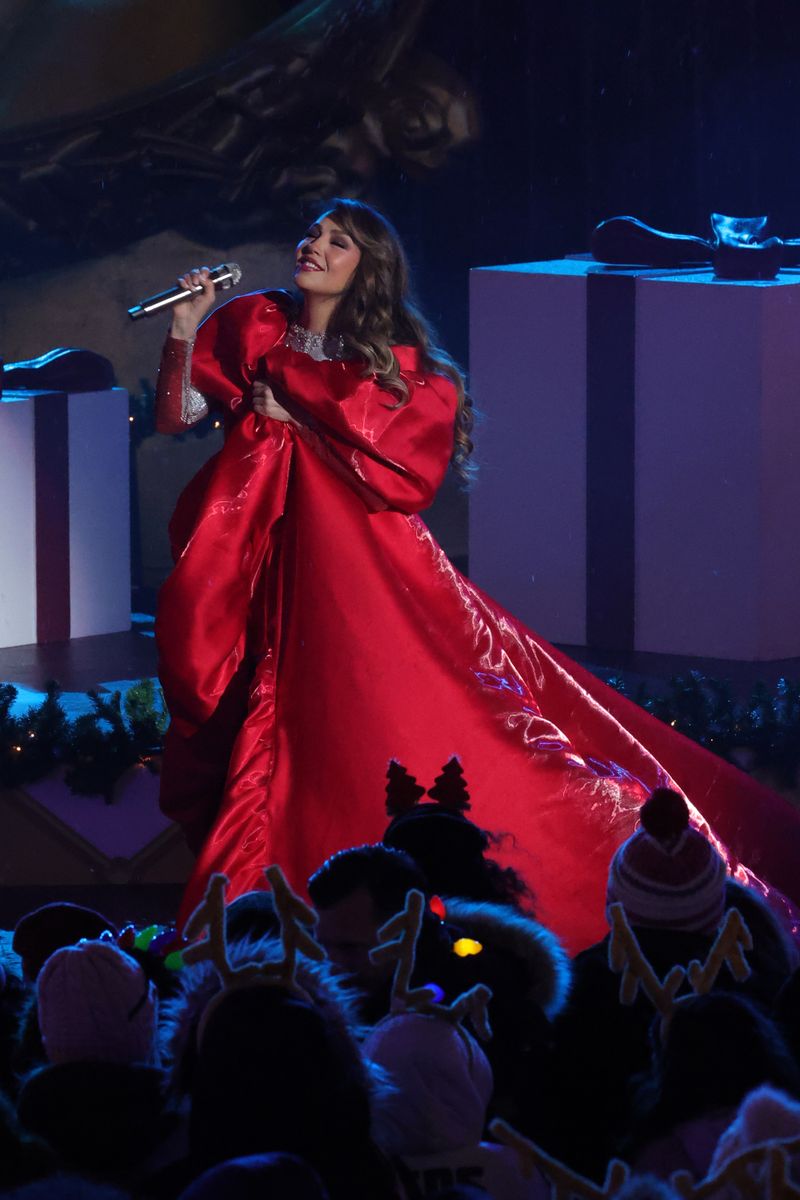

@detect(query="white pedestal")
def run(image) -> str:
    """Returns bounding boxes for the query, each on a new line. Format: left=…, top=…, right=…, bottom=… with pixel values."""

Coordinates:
left=469, top=260, right=800, bottom=660
left=0, top=386, right=131, bottom=648
left=469, top=261, right=590, bottom=648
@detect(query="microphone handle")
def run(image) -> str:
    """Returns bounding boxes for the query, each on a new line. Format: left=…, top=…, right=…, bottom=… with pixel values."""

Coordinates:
left=127, top=263, right=242, bottom=321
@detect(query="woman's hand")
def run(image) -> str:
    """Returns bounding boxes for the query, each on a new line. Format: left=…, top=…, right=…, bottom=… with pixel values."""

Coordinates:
left=168, top=267, right=217, bottom=341
left=252, top=380, right=298, bottom=424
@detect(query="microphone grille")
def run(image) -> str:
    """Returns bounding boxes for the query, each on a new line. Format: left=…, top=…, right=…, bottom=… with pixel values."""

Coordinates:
left=227, top=262, right=242, bottom=285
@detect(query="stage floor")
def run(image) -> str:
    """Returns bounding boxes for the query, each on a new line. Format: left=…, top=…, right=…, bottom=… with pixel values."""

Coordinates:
left=0, top=618, right=157, bottom=694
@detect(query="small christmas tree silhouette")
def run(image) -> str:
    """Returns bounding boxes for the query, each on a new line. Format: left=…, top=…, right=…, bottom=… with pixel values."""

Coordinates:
left=427, top=756, right=470, bottom=813
left=385, top=758, right=426, bottom=815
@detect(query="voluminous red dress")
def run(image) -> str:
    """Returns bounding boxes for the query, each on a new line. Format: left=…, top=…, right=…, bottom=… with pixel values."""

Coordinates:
left=155, top=291, right=800, bottom=952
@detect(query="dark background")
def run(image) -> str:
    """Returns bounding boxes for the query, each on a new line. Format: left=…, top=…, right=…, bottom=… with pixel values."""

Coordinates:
left=377, top=0, right=800, bottom=366
left=5, top=0, right=800, bottom=366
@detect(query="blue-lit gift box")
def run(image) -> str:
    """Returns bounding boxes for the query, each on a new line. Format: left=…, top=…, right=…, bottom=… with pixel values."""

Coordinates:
left=0, top=383, right=131, bottom=648
left=468, top=259, right=800, bottom=661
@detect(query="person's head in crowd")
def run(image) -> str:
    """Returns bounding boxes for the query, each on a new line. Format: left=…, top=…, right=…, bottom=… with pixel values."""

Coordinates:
left=309, top=843, right=451, bottom=1021
left=425, top=1189, right=492, bottom=1200
left=629, top=992, right=800, bottom=1154
left=611, top=1176, right=681, bottom=1200
left=0, top=1088, right=56, bottom=1191
left=549, top=794, right=729, bottom=1182
left=18, top=941, right=165, bottom=1188
left=440, top=898, right=570, bottom=1024
left=607, top=789, right=727, bottom=935
left=176, top=1152, right=329, bottom=1200
left=36, top=940, right=157, bottom=1066
left=774, top=965, right=800, bottom=1071
left=364, top=1012, right=492, bottom=1157
left=159, top=929, right=363, bottom=1103
left=724, top=878, right=798, bottom=1002
left=17, top=1060, right=173, bottom=1184
left=439, top=896, right=568, bottom=1135
left=382, top=758, right=534, bottom=911
left=9, top=994, right=45, bottom=1086
left=363, top=1009, right=542, bottom=1200
left=710, top=1084, right=800, bottom=1174
left=309, top=843, right=427, bottom=979
left=189, top=984, right=396, bottom=1200
left=1, top=1176, right=129, bottom=1199
left=0, top=962, right=30, bottom=1097
left=224, top=890, right=280, bottom=944
left=13, top=903, right=116, bottom=984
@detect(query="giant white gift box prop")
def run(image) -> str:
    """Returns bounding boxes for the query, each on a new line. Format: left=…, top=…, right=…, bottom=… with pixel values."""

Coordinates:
left=0, top=386, right=131, bottom=648
left=469, top=259, right=800, bottom=660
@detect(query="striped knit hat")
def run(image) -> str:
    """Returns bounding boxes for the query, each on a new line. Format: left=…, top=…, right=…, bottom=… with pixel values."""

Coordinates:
left=37, top=939, right=157, bottom=1065
left=606, top=789, right=727, bottom=934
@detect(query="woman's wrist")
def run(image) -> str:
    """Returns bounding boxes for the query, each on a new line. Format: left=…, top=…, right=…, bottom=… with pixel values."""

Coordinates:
left=168, top=321, right=198, bottom=343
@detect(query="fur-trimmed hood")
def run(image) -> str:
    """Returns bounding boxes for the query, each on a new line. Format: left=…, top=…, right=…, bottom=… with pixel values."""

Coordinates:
left=441, top=898, right=572, bottom=1019
left=159, top=932, right=370, bottom=1101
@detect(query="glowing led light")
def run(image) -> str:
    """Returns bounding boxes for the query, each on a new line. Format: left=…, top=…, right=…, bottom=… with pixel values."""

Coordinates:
left=424, top=982, right=445, bottom=1003
left=453, top=937, right=483, bottom=958
left=430, top=895, right=446, bottom=920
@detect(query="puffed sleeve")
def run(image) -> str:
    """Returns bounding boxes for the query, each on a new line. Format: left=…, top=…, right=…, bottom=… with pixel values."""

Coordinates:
left=265, top=343, right=458, bottom=513
left=154, top=291, right=290, bottom=434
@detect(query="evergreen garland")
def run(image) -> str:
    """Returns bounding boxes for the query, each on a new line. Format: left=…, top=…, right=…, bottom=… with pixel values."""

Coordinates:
left=0, top=671, right=798, bottom=802
left=0, top=679, right=167, bottom=802
left=607, top=670, right=800, bottom=788
left=0, top=682, right=68, bottom=788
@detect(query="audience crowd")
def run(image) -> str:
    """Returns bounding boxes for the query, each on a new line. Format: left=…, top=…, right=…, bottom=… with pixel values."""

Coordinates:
left=1, top=770, right=799, bottom=1200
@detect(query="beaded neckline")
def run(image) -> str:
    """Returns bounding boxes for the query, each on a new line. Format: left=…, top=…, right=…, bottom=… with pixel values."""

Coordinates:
left=284, top=322, right=347, bottom=362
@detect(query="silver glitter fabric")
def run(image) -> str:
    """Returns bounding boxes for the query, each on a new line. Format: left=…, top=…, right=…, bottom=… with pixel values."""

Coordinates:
left=179, top=338, right=209, bottom=424
left=155, top=336, right=209, bottom=429
left=183, top=383, right=210, bottom=424
left=284, top=323, right=346, bottom=362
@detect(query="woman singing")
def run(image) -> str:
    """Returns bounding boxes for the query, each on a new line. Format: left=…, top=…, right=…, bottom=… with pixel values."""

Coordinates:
left=154, top=199, right=800, bottom=950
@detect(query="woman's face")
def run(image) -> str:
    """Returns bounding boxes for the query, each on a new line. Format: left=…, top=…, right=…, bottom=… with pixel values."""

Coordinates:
left=294, top=214, right=362, bottom=298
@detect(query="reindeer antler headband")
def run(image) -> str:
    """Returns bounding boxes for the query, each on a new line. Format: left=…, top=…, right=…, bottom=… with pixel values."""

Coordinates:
left=182, top=865, right=326, bottom=1043
left=369, top=887, right=492, bottom=1042
left=607, top=901, right=752, bottom=1036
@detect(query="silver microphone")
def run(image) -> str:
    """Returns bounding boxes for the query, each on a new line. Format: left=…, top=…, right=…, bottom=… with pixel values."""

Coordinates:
left=127, top=262, right=243, bottom=321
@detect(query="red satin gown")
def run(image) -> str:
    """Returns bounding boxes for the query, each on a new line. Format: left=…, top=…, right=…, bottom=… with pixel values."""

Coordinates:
left=155, top=291, right=800, bottom=952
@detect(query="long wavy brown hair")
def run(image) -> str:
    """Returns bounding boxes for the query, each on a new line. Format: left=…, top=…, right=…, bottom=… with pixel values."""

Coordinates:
left=299, top=198, right=475, bottom=485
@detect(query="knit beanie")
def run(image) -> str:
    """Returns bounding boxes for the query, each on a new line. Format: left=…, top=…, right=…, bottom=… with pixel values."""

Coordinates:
left=13, top=902, right=116, bottom=981
left=606, top=789, right=727, bottom=934
left=363, top=1012, right=493, bottom=1157
left=37, top=940, right=156, bottom=1065
left=710, top=1085, right=800, bottom=1173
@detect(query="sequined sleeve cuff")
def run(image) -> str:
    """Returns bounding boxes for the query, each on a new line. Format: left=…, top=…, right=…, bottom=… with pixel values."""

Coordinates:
left=155, top=335, right=210, bottom=434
